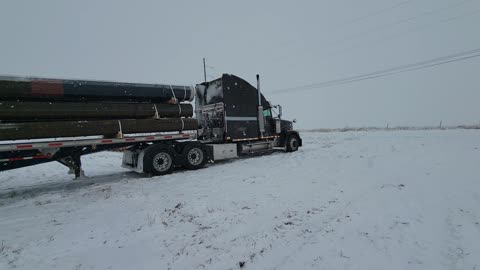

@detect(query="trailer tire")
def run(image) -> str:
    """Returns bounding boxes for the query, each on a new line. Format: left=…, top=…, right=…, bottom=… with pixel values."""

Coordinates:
left=143, top=145, right=175, bottom=176
left=286, top=134, right=300, bottom=152
left=181, top=143, right=207, bottom=170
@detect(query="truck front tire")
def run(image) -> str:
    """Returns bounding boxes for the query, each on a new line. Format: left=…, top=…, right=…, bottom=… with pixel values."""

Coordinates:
left=286, top=134, right=300, bottom=152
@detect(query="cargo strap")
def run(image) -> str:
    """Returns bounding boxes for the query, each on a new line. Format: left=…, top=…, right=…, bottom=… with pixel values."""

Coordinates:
left=180, top=118, right=185, bottom=131
left=169, top=85, right=178, bottom=104
left=117, top=120, right=124, bottom=138
left=183, top=86, right=187, bottom=102
left=177, top=103, right=182, bottom=117
left=153, top=104, right=160, bottom=119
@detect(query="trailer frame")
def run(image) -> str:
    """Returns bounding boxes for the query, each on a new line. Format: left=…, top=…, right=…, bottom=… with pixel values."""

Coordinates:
left=0, top=132, right=195, bottom=178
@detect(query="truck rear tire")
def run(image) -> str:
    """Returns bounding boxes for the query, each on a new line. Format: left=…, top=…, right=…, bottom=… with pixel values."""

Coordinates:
left=143, top=144, right=175, bottom=175
left=181, top=143, right=207, bottom=170
left=286, top=134, right=300, bottom=152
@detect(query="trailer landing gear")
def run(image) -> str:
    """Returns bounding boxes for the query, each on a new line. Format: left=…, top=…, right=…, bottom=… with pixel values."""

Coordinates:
left=58, top=155, right=85, bottom=179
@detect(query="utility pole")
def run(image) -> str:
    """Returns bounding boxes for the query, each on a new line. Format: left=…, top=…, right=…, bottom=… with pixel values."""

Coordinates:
left=203, top=58, right=207, bottom=83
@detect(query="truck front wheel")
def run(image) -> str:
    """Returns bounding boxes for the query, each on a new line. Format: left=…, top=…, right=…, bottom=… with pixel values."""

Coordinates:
left=286, top=134, right=300, bottom=152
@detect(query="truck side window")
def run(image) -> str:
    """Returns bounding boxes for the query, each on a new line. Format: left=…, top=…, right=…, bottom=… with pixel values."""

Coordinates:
left=263, top=109, right=272, bottom=117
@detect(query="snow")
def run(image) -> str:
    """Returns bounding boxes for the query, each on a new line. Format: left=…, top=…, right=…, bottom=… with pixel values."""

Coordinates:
left=1, top=129, right=480, bottom=270
left=204, top=83, right=223, bottom=104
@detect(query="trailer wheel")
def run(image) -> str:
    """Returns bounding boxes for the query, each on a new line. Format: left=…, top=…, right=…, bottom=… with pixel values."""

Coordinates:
left=144, top=145, right=175, bottom=175
left=181, top=143, right=207, bottom=170
left=286, top=134, right=300, bottom=152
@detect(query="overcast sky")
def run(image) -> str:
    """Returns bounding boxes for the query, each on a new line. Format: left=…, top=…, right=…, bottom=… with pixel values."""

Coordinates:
left=1, top=0, right=479, bottom=129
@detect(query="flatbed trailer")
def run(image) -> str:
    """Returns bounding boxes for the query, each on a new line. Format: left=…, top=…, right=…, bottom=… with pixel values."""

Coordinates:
left=0, top=74, right=302, bottom=178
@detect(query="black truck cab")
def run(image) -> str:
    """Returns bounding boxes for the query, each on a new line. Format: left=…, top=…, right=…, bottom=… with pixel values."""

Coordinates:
left=195, top=74, right=302, bottom=153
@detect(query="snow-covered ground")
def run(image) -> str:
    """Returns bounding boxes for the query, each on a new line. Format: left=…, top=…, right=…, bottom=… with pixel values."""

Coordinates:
left=1, top=130, right=479, bottom=270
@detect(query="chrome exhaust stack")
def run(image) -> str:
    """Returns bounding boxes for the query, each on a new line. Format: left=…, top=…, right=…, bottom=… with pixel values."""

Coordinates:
left=257, top=74, right=265, bottom=137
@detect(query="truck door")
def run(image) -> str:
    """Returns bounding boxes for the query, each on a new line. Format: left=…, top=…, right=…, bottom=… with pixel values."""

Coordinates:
left=262, top=108, right=275, bottom=137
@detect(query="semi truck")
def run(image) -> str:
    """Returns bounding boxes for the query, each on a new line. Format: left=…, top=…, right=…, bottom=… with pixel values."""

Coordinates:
left=0, top=74, right=302, bottom=178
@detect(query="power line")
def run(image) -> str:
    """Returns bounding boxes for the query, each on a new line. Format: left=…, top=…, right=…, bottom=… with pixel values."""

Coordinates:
left=271, top=48, right=480, bottom=92
left=297, top=54, right=480, bottom=91
left=322, top=48, right=480, bottom=88
left=329, top=7, right=480, bottom=58
left=323, top=0, right=475, bottom=49
left=268, top=48, right=480, bottom=94
left=269, top=1, right=476, bottom=65
left=441, top=6, right=480, bottom=23
left=268, top=0, right=414, bottom=63
left=336, top=0, right=413, bottom=27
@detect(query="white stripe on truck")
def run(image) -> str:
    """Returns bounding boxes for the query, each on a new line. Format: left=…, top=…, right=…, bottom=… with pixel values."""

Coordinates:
left=225, top=116, right=258, bottom=121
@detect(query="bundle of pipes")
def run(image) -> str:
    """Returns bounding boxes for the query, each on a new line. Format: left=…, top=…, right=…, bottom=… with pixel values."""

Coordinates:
left=0, top=118, right=198, bottom=140
left=0, top=76, right=194, bottom=102
left=0, top=76, right=198, bottom=140
left=0, top=101, right=193, bottom=121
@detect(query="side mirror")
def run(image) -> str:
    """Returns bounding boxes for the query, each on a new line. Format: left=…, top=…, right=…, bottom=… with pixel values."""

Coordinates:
left=292, top=119, right=297, bottom=123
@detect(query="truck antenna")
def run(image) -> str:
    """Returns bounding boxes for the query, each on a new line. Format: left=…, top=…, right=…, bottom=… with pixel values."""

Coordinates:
left=256, top=74, right=261, bottom=105
left=257, top=74, right=265, bottom=137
